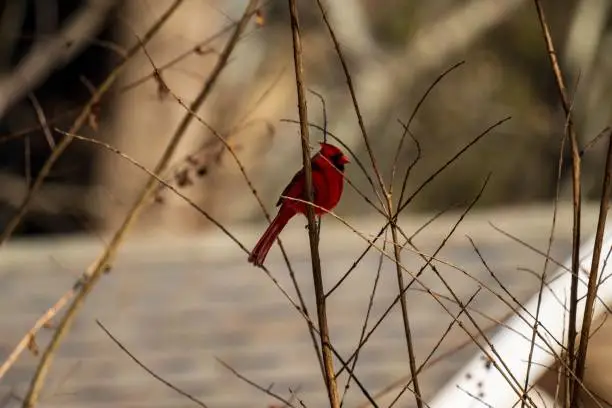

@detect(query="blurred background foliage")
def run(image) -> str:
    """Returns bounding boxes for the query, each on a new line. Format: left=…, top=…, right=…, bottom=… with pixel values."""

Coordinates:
left=0, top=0, right=610, bottom=237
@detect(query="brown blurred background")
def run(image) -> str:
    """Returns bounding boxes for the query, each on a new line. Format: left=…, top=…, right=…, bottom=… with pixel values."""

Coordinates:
left=2, top=1, right=612, bottom=407
left=0, top=0, right=610, bottom=237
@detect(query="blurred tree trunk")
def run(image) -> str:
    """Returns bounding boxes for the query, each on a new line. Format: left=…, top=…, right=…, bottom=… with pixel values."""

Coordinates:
left=96, top=0, right=230, bottom=233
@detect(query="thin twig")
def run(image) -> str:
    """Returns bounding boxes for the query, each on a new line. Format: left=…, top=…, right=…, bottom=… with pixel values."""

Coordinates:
left=361, top=276, right=605, bottom=408
left=388, top=198, right=424, bottom=408
left=293, top=179, right=540, bottom=408
left=580, top=126, right=611, bottom=157
left=96, top=320, right=209, bottom=408
left=337, top=177, right=490, bottom=376
left=27, top=93, right=55, bottom=149
left=426, top=230, right=565, bottom=352
left=359, top=295, right=518, bottom=408
left=314, top=0, right=388, bottom=211
left=0, top=0, right=120, bottom=118
left=490, top=224, right=570, bottom=274
left=216, top=358, right=297, bottom=408
left=466, top=236, right=530, bottom=311
left=392, top=60, right=465, bottom=204
left=573, top=132, right=612, bottom=402
left=388, top=288, right=482, bottom=408
left=0, top=289, right=73, bottom=381
left=232, top=63, right=288, bottom=131
left=20, top=3, right=255, bottom=406
left=59, top=132, right=243, bottom=246
left=522, top=86, right=573, bottom=407
left=286, top=1, right=339, bottom=407
left=0, top=8, right=266, bottom=147
left=0, top=0, right=187, bottom=247
left=307, top=89, right=328, bottom=144
left=280, top=193, right=545, bottom=406
left=285, top=386, right=305, bottom=408
left=325, top=117, right=511, bottom=299
left=308, top=90, right=327, bottom=243
left=494, top=226, right=612, bottom=316
left=340, top=230, right=388, bottom=407
left=531, top=2, right=583, bottom=404
left=0, top=0, right=185, bottom=385
left=326, top=204, right=452, bottom=299
left=56, top=130, right=377, bottom=408
left=459, top=386, right=495, bottom=408
left=281, top=118, right=386, bottom=216
left=395, top=120, right=421, bottom=206
left=136, top=31, right=325, bottom=381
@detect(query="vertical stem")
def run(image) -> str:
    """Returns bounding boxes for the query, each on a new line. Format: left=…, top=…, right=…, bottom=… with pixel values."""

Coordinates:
left=313, top=3, right=424, bottom=404
left=388, top=198, right=424, bottom=408
left=572, top=131, right=612, bottom=405
left=286, top=1, right=339, bottom=407
left=531, top=2, right=582, bottom=403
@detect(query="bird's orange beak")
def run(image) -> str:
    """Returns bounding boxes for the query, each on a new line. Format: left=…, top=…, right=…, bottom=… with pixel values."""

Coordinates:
left=339, top=154, right=350, bottom=165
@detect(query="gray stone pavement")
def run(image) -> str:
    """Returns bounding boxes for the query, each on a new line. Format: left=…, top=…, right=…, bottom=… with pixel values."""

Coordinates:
left=0, top=204, right=604, bottom=407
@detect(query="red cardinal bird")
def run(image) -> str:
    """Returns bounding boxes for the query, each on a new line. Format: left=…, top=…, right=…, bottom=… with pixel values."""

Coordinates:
left=248, top=142, right=350, bottom=266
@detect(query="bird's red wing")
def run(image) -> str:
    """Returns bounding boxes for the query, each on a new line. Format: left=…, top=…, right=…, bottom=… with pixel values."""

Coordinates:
left=276, top=160, right=323, bottom=207
left=276, top=168, right=305, bottom=207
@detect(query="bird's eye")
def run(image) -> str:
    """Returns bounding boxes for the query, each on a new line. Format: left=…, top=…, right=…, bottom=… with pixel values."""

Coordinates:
left=330, top=153, right=345, bottom=170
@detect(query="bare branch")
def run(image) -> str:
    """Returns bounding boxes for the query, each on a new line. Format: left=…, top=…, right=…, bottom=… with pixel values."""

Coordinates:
left=0, top=289, right=74, bottom=381
left=286, top=1, right=340, bottom=407
left=531, top=2, right=583, bottom=404
left=0, top=0, right=187, bottom=247
left=0, top=0, right=120, bottom=119
left=217, top=358, right=297, bottom=408
left=19, top=2, right=256, bottom=406
left=96, top=320, right=209, bottom=408
left=574, top=133, right=612, bottom=402
left=325, top=0, right=526, bottom=156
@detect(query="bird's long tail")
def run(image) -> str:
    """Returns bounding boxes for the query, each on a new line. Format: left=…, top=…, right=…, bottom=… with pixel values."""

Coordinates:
left=248, top=209, right=293, bottom=266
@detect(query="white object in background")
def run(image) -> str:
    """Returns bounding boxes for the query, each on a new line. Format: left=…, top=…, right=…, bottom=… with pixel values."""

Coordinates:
left=426, top=227, right=612, bottom=408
